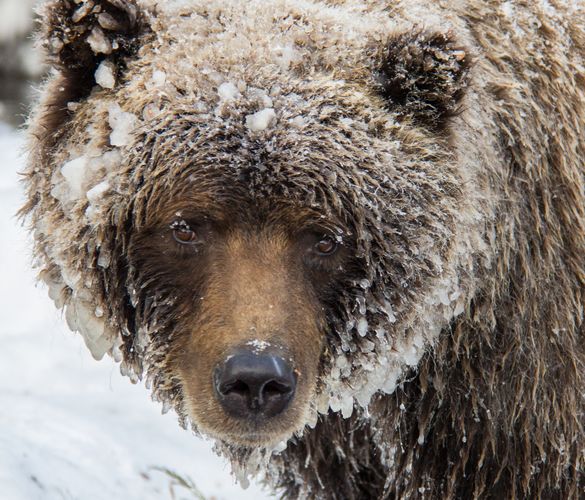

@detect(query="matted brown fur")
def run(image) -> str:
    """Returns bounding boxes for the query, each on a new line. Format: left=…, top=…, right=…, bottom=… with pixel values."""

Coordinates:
left=22, top=0, right=584, bottom=498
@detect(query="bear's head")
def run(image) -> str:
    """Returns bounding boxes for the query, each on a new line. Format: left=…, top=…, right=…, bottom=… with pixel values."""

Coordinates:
left=25, top=0, right=479, bottom=454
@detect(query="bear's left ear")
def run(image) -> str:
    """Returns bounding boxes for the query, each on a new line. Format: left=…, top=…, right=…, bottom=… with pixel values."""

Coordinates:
left=38, top=0, right=149, bottom=100
left=375, top=29, right=471, bottom=131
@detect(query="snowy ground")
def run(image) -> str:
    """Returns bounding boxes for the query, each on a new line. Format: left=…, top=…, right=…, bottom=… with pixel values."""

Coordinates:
left=0, top=122, right=272, bottom=499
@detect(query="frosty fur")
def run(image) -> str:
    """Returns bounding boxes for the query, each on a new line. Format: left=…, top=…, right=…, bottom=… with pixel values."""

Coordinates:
left=22, top=0, right=584, bottom=498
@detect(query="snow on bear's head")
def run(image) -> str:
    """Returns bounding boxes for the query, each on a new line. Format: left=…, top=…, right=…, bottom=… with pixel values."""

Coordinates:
left=25, top=0, right=481, bottom=454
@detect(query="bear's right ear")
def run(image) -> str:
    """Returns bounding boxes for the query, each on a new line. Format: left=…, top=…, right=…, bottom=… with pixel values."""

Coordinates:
left=39, top=0, right=149, bottom=100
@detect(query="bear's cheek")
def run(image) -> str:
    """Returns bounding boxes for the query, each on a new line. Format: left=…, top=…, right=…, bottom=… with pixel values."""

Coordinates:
left=168, top=285, right=325, bottom=444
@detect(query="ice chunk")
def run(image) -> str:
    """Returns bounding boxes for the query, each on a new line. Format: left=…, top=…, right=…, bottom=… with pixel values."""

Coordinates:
left=66, top=299, right=113, bottom=360
left=217, top=82, right=240, bottom=101
left=41, top=271, right=67, bottom=308
left=356, top=296, right=367, bottom=315
left=108, top=103, right=138, bottom=147
left=382, top=377, right=397, bottom=394
left=401, top=344, right=421, bottom=367
left=329, top=396, right=342, bottom=413
left=272, top=441, right=288, bottom=453
left=245, top=108, right=276, bottom=132
left=438, top=288, right=451, bottom=306
left=151, top=69, right=167, bottom=87
left=86, top=180, right=110, bottom=204
left=341, top=396, right=354, bottom=419
left=97, top=248, right=111, bottom=269
left=382, top=299, right=397, bottom=323
left=359, top=278, right=370, bottom=289
left=95, top=60, right=116, bottom=89
left=357, top=317, right=368, bottom=337
left=501, top=1, right=514, bottom=17
left=61, top=156, right=88, bottom=200
left=86, top=27, right=112, bottom=55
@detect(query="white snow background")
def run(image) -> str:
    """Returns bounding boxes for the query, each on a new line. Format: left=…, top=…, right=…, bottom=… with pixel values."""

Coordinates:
left=0, top=122, right=272, bottom=499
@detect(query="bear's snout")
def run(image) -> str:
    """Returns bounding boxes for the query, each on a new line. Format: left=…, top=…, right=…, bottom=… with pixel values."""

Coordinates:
left=214, top=352, right=297, bottom=419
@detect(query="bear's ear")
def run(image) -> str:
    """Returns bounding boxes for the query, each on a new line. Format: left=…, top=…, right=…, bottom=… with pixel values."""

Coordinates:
left=38, top=0, right=149, bottom=100
left=375, top=29, right=471, bottom=130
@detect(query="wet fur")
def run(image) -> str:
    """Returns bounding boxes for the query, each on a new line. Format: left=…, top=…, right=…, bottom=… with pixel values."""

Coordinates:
left=23, top=0, right=584, bottom=498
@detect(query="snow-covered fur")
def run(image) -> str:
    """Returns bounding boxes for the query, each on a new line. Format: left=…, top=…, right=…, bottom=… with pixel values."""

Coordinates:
left=23, top=0, right=584, bottom=498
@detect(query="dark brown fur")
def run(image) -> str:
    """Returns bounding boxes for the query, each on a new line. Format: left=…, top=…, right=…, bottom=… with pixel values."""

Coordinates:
left=23, top=1, right=584, bottom=498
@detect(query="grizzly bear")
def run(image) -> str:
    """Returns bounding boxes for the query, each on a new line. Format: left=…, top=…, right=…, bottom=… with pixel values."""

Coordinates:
left=22, top=0, right=584, bottom=498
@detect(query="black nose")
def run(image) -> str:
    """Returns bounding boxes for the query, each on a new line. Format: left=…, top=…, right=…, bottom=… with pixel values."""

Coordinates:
left=214, top=352, right=296, bottom=419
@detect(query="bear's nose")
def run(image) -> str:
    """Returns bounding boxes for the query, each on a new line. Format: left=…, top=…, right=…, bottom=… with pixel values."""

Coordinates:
left=214, top=352, right=296, bottom=419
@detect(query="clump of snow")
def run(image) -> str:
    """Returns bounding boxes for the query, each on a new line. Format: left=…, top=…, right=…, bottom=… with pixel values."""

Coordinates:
left=151, top=70, right=167, bottom=87
left=501, top=1, right=515, bottom=18
left=272, top=44, right=301, bottom=70
left=65, top=299, right=112, bottom=360
left=86, top=26, right=112, bottom=55
left=108, top=103, right=139, bottom=147
left=271, top=440, right=288, bottom=454
left=51, top=149, right=121, bottom=207
left=356, top=317, right=368, bottom=337
left=87, top=180, right=110, bottom=204
left=40, top=271, right=67, bottom=309
left=247, top=88, right=273, bottom=108
left=85, top=180, right=111, bottom=220
left=95, top=60, right=116, bottom=89
left=60, top=156, right=88, bottom=200
left=97, top=248, right=111, bottom=269
left=144, top=70, right=170, bottom=92
left=217, top=82, right=240, bottom=101
left=246, top=339, right=271, bottom=353
left=341, top=396, right=354, bottom=418
left=245, top=108, right=277, bottom=132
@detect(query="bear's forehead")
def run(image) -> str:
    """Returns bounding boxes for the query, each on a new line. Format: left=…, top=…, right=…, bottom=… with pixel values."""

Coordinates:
left=51, top=0, right=436, bottom=235
left=132, top=0, right=394, bottom=96
left=129, top=121, right=375, bottom=229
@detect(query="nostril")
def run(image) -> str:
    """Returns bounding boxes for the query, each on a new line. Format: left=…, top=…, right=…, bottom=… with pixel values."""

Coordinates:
left=263, top=380, right=292, bottom=397
left=219, top=379, right=249, bottom=397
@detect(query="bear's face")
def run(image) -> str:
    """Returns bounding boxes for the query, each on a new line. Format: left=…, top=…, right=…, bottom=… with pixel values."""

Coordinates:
left=127, top=181, right=357, bottom=444
left=28, top=0, right=474, bottom=450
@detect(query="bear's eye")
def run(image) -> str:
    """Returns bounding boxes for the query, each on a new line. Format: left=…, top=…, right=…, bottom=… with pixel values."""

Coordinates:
left=314, top=236, right=338, bottom=256
left=171, top=220, right=200, bottom=245
left=174, top=228, right=198, bottom=244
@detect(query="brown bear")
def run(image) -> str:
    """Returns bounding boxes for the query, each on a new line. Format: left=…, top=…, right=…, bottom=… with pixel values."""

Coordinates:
left=22, top=0, right=584, bottom=498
